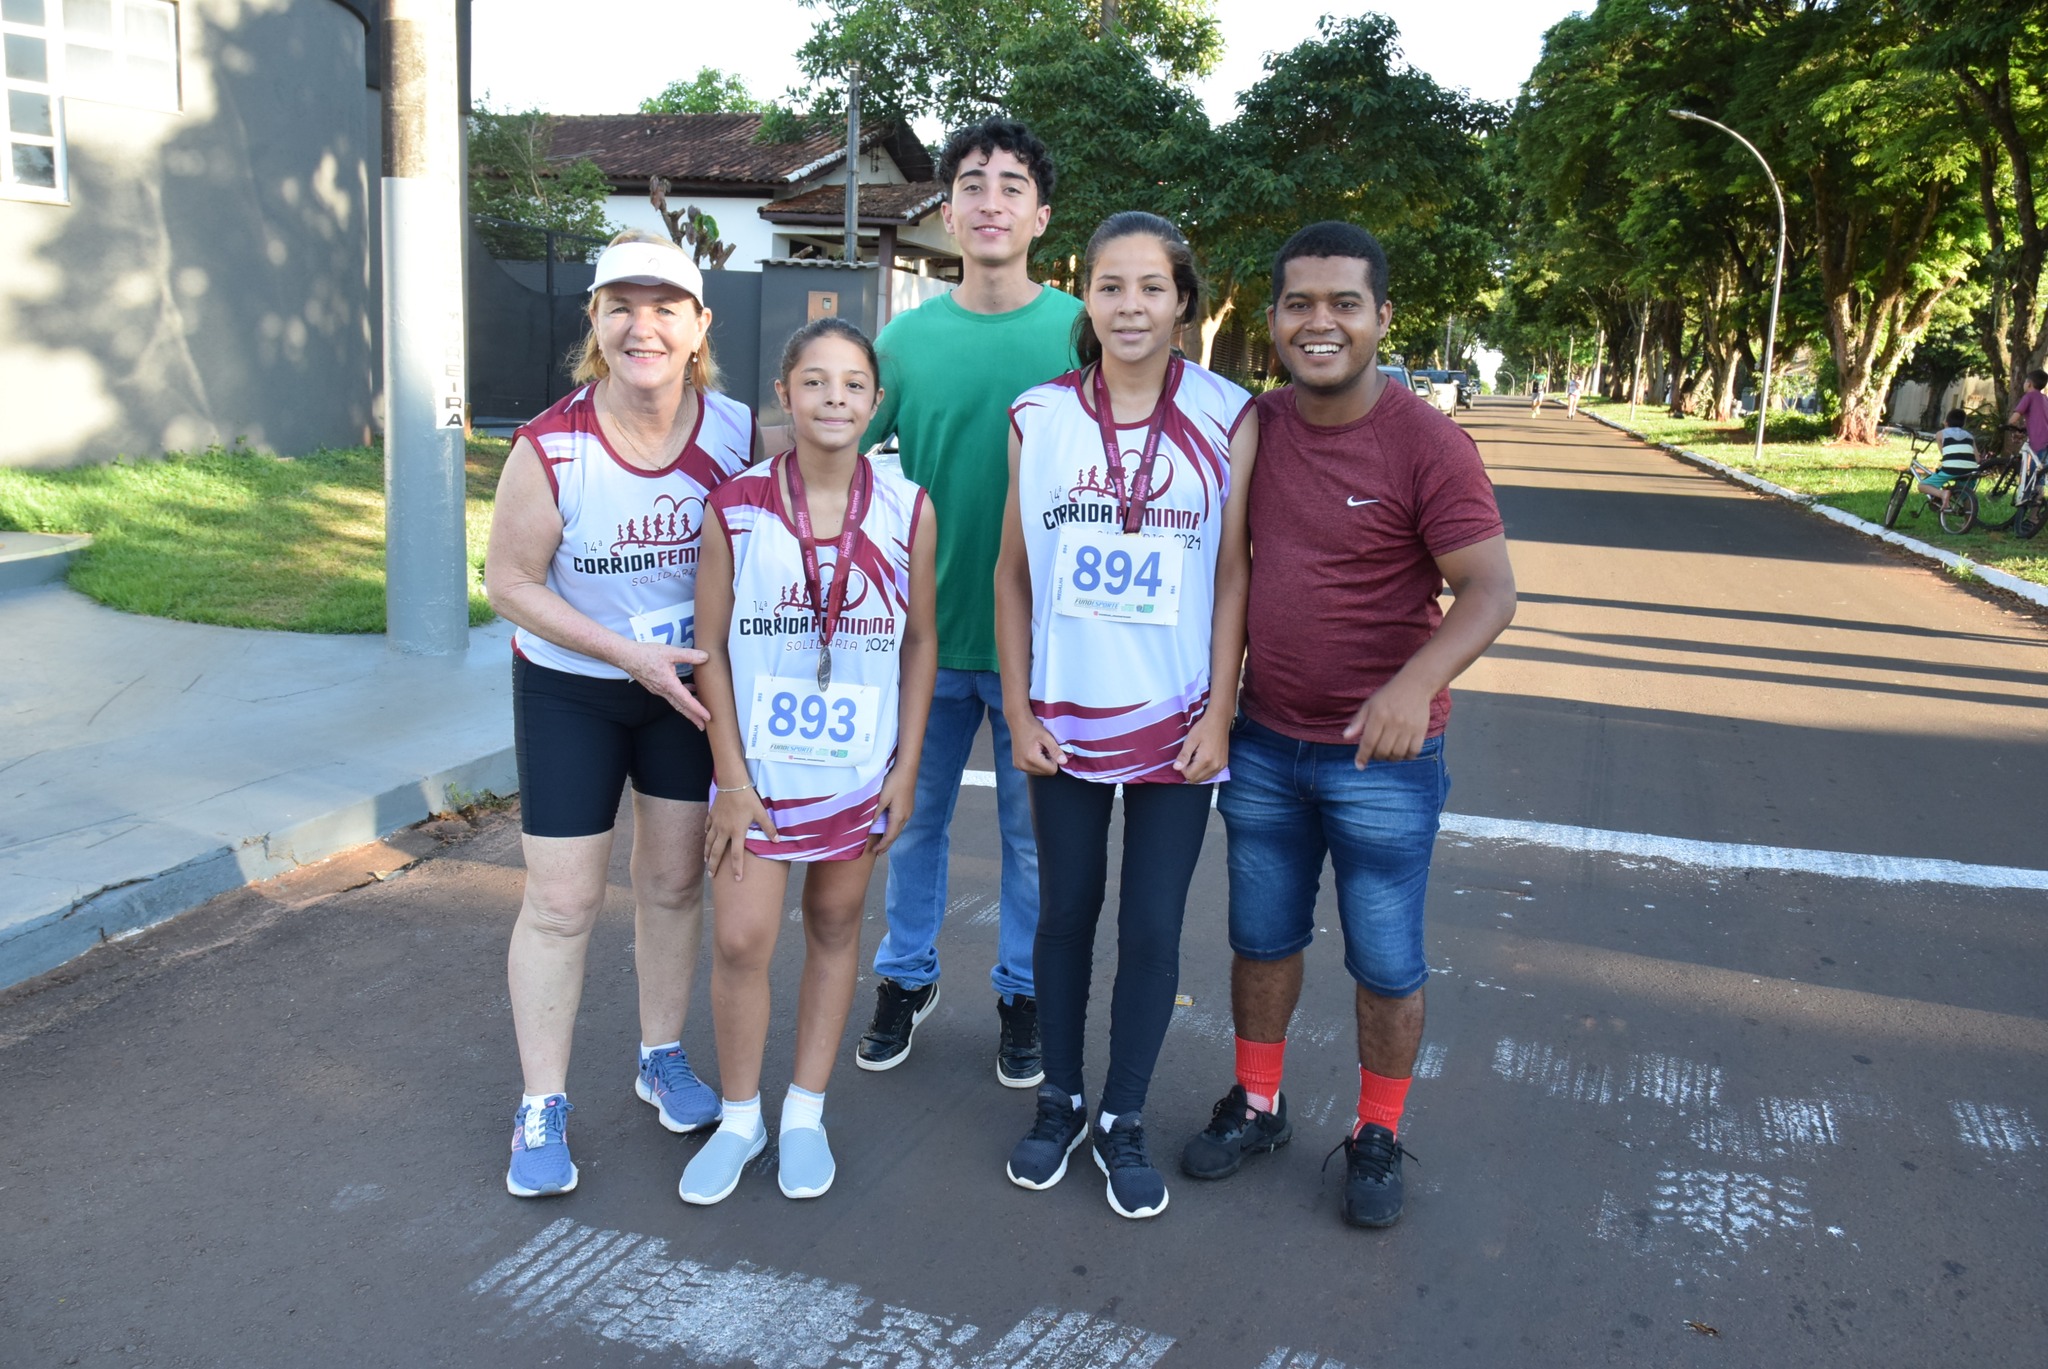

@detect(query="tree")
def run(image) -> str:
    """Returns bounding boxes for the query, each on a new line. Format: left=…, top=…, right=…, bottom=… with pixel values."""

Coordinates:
left=1211, top=15, right=1504, bottom=370
left=468, top=104, right=617, bottom=262
left=793, top=0, right=1221, bottom=129
left=1903, top=0, right=2048, bottom=413
left=639, top=67, right=764, bottom=115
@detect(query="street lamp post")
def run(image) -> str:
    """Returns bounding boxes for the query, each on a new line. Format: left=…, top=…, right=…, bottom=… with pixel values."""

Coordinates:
left=1669, top=109, right=1786, bottom=464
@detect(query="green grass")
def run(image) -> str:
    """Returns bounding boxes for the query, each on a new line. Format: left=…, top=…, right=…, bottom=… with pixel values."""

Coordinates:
left=1580, top=398, right=2048, bottom=589
left=0, top=438, right=511, bottom=633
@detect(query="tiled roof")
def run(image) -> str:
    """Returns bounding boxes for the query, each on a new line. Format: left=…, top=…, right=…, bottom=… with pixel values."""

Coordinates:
left=759, top=181, right=946, bottom=225
left=546, top=114, right=933, bottom=189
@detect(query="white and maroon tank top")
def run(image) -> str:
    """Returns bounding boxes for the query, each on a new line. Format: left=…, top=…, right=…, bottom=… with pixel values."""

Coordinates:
left=511, top=384, right=756, bottom=678
left=711, top=454, right=925, bottom=862
left=1010, top=359, right=1250, bottom=784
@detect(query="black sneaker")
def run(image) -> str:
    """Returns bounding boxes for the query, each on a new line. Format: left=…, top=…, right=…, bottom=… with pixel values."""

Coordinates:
left=1181, top=1084, right=1292, bottom=1179
left=1092, top=1113, right=1169, bottom=1219
left=1007, top=1085, right=1088, bottom=1190
left=1325, top=1124, right=1415, bottom=1228
left=855, top=978, right=939, bottom=1071
left=995, top=995, right=1044, bottom=1088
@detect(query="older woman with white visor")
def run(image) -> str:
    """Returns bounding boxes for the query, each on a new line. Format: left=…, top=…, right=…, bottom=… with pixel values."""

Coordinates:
left=484, top=228, right=765, bottom=1196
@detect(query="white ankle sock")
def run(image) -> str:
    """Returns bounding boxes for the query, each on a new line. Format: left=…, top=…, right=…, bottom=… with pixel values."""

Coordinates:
left=782, top=1084, right=826, bottom=1135
left=1098, top=1110, right=1120, bottom=1132
left=521, top=1092, right=560, bottom=1110
left=640, top=1040, right=681, bottom=1061
left=718, top=1095, right=763, bottom=1138
left=1070, top=1094, right=1084, bottom=1112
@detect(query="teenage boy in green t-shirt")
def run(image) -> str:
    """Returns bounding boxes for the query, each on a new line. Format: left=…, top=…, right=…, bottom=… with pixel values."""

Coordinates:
left=854, top=118, right=1083, bottom=1088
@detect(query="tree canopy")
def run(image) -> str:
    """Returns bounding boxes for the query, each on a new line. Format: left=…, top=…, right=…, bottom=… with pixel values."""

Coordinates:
left=639, top=67, right=765, bottom=115
left=467, top=104, right=616, bottom=262
left=1494, top=0, right=2045, bottom=439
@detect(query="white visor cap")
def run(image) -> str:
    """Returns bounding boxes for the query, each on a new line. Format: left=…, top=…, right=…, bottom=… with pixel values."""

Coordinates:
left=588, top=241, right=704, bottom=302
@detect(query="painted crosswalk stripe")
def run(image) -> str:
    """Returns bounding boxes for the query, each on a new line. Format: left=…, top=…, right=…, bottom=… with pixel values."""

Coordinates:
left=958, top=770, right=2048, bottom=890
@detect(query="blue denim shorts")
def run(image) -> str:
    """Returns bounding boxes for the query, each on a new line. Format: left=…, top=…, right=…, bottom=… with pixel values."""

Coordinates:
left=1216, top=714, right=1450, bottom=997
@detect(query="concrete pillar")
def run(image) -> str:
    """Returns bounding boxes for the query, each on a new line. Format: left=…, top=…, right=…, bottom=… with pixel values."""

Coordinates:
left=381, top=0, right=470, bottom=656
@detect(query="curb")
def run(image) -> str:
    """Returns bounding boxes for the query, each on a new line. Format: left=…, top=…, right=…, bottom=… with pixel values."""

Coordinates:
left=0, top=532, right=91, bottom=594
left=1585, top=412, right=2048, bottom=611
left=2, top=747, right=517, bottom=992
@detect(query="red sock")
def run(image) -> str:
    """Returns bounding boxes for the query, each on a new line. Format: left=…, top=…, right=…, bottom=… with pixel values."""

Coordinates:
left=1355, top=1066, right=1411, bottom=1137
left=1234, top=1035, right=1286, bottom=1114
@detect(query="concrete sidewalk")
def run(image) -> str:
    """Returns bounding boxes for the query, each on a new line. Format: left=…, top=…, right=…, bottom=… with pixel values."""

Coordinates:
left=1, top=582, right=517, bottom=988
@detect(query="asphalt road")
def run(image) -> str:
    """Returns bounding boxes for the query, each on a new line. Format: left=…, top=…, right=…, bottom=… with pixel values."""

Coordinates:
left=5, top=398, right=2045, bottom=1368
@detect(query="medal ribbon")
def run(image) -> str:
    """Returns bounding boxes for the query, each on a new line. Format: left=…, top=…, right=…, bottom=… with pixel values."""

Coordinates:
left=783, top=451, right=873, bottom=666
left=1092, top=355, right=1181, bottom=535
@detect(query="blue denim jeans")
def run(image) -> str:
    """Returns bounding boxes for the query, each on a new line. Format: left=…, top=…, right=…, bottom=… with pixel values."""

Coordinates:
left=876, top=667, right=1040, bottom=999
left=1216, top=715, right=1450, bottom=997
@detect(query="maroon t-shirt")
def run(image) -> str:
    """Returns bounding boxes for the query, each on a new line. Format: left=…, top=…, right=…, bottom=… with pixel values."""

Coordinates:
left=1241, top=380, right=1504, bottom=743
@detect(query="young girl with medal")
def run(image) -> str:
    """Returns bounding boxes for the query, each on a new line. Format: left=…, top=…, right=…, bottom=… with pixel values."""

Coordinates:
left=686, top=318, right=938, bottom=1205
left=994, top=211, right=1257, bottom=1219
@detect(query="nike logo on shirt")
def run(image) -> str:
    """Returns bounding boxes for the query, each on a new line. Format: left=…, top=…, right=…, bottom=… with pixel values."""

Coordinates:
left=1347, top=496, right=1380, bottom=506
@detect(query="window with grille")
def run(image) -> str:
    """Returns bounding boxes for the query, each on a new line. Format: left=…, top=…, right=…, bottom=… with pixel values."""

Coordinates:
left=3, top=0, right=182, bottom=204
left=64, top=0, right=178, bottom=111
left=2, top=0, right=65, bottom=200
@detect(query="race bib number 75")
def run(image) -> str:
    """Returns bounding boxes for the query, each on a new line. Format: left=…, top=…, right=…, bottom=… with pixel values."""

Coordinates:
left=744, top=675, right=881, bottom=767
left=1051, top=529, right=1182, bottom=626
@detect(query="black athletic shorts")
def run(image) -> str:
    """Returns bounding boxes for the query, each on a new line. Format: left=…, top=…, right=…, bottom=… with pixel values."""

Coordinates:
left=512, top=654, right=712, bottom=838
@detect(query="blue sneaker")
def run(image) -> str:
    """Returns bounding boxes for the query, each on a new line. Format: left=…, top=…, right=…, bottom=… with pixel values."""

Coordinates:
left=778, top=1125, right=836, bottom=1199
left=636, top=1046, right=721, bottom=1133
left=679, top=1123, right=768, bottom=1205
left=506, top=1095, right=577, bottom=1197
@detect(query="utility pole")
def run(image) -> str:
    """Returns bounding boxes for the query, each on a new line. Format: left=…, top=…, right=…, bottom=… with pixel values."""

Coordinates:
left=843, top=65, right=861, bottom=265
left=380, top=0, right=469, bottom=656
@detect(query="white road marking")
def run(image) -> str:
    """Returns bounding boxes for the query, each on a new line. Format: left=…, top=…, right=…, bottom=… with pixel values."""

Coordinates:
left=1258, top=1352, right=1357, bottom=1369
left=1951, top=1100, right=2043, bottom=1152
left=1437, top=813, right=2048, bottom=890
left=475, top=1219, right=1179, bottom=1367
left=958, top=771, right=2048, bottom=889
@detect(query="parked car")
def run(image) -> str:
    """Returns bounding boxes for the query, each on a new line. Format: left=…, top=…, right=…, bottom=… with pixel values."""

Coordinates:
left=1418, top=369, right=1461, bottom=415
left=1377, top=364, right=1413, bottom=394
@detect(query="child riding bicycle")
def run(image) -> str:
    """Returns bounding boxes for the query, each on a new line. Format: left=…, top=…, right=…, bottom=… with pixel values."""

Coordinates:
left=1921, top=408, right=1980, bottom=511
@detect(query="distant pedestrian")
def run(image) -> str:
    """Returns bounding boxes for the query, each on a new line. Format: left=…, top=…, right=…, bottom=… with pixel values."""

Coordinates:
left=1566, top=373, right=1582, bottom=418
left=856, top=117, right=1084, bottom=1090
left=683, top=318, right=938, bottom=1205
left=1530, top=372, right=1547, bottom=416
left=1179, top=222, right=1517, bottom=1230
left=484, top=230, right=762, bottom=1199
left=994, top=212, right=1257, bottom=1219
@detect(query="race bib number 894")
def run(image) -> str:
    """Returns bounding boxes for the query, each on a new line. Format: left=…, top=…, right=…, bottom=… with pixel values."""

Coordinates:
left=1052, top=529, right=1182, bottom=625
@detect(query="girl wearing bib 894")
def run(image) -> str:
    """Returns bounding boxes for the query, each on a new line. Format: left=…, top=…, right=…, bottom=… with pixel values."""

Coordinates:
left=687, top=318, right=938, bottom=1206
left=995, top=212, right=1258, bottom=1219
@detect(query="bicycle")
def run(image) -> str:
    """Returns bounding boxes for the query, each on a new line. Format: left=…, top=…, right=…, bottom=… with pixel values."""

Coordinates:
left=1979, top=423, right=2047, bottom=539
left=1881, top=429, right=1979, bottom=534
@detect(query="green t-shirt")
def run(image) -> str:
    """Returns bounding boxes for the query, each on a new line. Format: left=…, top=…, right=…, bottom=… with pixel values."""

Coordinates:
left=865, top=285, right=1083, bottom=672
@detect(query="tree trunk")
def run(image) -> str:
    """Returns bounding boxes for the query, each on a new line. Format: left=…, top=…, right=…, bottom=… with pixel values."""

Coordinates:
left=1955, top=61, right=2046, bottom=420
left=1198, top=296, right=1235, bottom=370
left=1812, top=169, right=1967, bottom=445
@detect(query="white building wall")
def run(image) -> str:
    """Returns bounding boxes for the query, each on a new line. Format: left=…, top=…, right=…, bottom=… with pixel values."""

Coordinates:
left=603, top=192, right=781, bottom=268
left=0, top=0, right=378, bottom=466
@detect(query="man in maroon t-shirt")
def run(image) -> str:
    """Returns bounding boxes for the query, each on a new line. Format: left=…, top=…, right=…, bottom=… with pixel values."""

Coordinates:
left=1179, top=222, right=1516, bottom=1229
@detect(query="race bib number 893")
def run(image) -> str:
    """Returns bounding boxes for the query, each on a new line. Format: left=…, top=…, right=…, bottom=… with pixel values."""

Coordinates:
left=745, top=675, right=881, bottom=767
